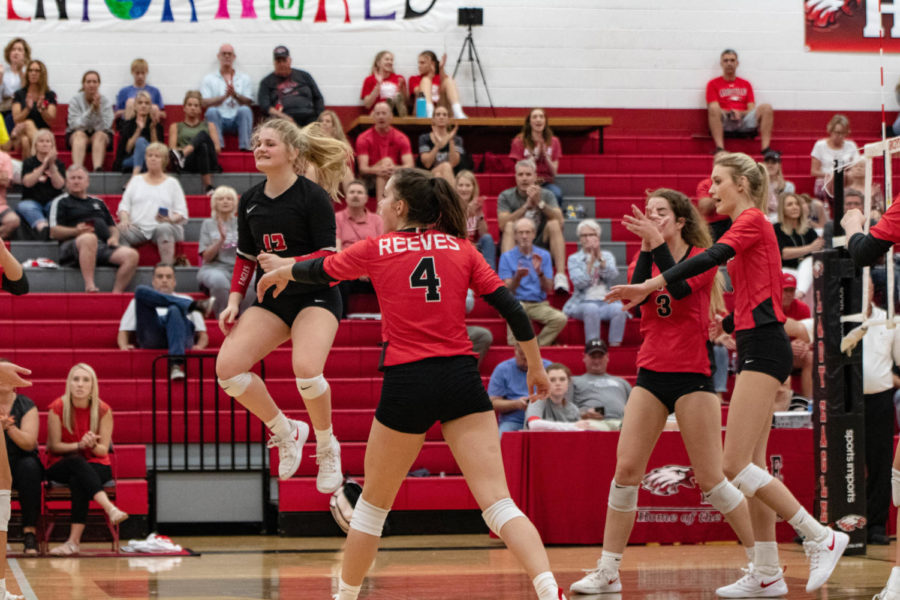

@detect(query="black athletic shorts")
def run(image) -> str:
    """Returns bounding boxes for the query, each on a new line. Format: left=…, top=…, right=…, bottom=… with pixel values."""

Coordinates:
left=376, top=355, right=493, bottom=434
left=59, top=238, right=117, bottom=266
left=735, top=322, right=793, bottom=383
left=635, top=368, right=716, bottom=414
left=253, top=285, right=342, bottom=327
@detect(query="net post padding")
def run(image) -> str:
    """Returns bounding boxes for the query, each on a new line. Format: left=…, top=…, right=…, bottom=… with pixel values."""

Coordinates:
left=812, top=249, right=867, bottom=555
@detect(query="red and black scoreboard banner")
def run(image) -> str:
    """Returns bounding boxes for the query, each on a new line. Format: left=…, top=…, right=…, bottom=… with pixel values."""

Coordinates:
left=806, top=0, right=900, bottom=52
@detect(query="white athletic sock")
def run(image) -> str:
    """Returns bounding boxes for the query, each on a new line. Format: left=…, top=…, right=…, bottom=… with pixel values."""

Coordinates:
left=788, top=508, right=828, bottom=542
left=265, top=413, right=292, bottom=440
left=889, top=566, right=900, bottom=591
left=315, top=426, right=334, bottom=449
left=599, top=550, right=622, bottom=573
left=533, top=572, right=559, bottom=600
left=754, top=541, right=780, bottom=576
left=451, top=102, right=467, bottom=118
left=336, top=578, right=361, bottom=600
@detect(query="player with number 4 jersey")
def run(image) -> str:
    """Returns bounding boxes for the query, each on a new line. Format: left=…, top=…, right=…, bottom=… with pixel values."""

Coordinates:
left=215, top=118, right=353, bottom=495
left=571, top=189, right=758, bottom=597
left=257, top=168, right=568, bottom=600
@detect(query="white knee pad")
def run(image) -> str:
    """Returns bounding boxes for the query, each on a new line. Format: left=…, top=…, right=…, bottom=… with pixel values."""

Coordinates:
left=296, top=374, right=329, bottom=400
left=482, top=498, right=526, bottom=537
left=893, top=468, right=900, bottom=507
left=0, top=490, right=10, bottom=532
left=348, top=497, right=389, bottom=537
left=731, top=464, right=773, bottom=498
left=703, top=479, right=744, bottom=514
left=218, top=372, right=252, bottom=397
left=608, top=479, right=639, bottom=512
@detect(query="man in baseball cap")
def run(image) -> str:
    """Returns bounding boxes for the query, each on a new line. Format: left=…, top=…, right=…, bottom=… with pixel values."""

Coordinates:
left=569, top=338, right=631, bottom=420
left=258, top=45, right=324, bottom=126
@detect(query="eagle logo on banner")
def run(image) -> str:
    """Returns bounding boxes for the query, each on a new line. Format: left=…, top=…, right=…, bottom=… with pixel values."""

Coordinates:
left=641, top=465, right=696, bottom=497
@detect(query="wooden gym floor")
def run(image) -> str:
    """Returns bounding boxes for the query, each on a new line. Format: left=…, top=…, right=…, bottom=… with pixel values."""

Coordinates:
left=5, top=534, right=892, bottom=599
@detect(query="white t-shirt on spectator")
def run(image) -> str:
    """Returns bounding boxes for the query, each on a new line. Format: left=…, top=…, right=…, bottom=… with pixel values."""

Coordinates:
left=117, top=176, right=188, bottom=238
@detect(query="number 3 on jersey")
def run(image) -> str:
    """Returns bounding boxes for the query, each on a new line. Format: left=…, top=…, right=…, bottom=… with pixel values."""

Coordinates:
left=656, top=293, right=672, bottom=317
left=410, top=257, right=441, bottom=301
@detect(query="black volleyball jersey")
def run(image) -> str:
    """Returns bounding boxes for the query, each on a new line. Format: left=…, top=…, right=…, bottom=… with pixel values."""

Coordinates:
left=237, top=176, right=337, bottom=296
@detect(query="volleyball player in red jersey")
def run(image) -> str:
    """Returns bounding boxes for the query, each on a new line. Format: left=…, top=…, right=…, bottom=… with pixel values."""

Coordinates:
left=215, top=118, right=352, bottom=494
left=608, top=153, right=848, bottom=596
left=570, top=189, right=756, bottom=596
left=842, top=201, right=900, bottom=600
left=257, top=169, right=568, bottom=600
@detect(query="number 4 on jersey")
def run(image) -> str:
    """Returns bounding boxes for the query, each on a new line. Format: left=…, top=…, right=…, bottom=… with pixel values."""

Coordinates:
left=410, top=257, right=441, bottom=301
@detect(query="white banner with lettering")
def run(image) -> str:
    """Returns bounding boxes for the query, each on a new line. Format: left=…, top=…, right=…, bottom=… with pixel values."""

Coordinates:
left=2, top=0, right=455, bottom=31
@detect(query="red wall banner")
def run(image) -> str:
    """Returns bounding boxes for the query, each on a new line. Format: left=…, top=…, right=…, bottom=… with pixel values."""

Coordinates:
left=806, top=0, right=900, bottom=52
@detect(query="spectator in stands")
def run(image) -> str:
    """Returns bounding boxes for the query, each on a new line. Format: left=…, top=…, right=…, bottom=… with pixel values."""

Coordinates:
left=258, top=45, right=324, bottom=127
left=49, top=165, right=139, bottom=293
left=780, top=272, right=812, bottom=399
left=498, top=217, right=567, bottom=346
left=361, top=50, right=408, bottom=116
left=46, top=363, right=129, bottom=556
left=563, top=218, right=627, bottom=347
left=114, top=58, right=164, bottom=122
left=762, top=151, right=795, bottom=220
left=117, top=263, right=212, bottom=380
left=456, top=169, right=496, bottom=270
left=10, top=59, right=57, bottom=161
left=509, top=108, right=563, bottom=205
left=801, top=192, right=828, bottom=230
left=774, top=191, right=822, bottom=300
left=0, top=358, right=40, bottom=556
left=114, top=91, right=163, bottom=176
left=497, top=159, right=569, bottom=293
left=0, top=149, right=19, bottom=239
left=0, top=38, right=30, bottom=141
left=168, top=90, right=221, bottom=195
left=116, top=142, right=188, bottom=266
left=842, top=157, right=883, bottom=211
left=705, top=49, right=774, bottom=155
left=824, top=188, right=867, bottom=248
left=335, top=180, right=382, bottom=318
left=201, top=43, right=254, bottom=152
left=695, top=154, right=732, bottom=241
left=409, top=51, right=466, bottom=119
left=570, top=338, right=631, bottom=420
left=198, top=185, right=251, bottom=318
left=355, top=101, right=413, bottom=200
left=488, top=342, right=551, bottom=435
left=811, top=114, right=858, bottom=198
left=67, top=70, right=114, bottom=172
left=18, top=128, right=64, bottom=239
left=315, top=110, right=355, bottom=195
left=418, top=105, right=462, bottom=183
left=711, top=330, right=736, bottom=401
left=465, top=288, right=493, bottom=367
left=525, top=363, right=593, bottom=431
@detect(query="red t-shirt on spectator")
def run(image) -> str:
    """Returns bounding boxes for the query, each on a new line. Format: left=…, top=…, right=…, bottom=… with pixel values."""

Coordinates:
left=408, top=73, right=442, bottom=103
left=783, top=298, right=811, bottom=321
left=360, top=73, right=406, bottom=107
left=705, top=77, right=755, bottom=112
left=355, top=126, right=412, bottom=166
left=695, top=178, right=730, bottom=224
left=47, top=397, right=112, bottom=467
left=509, top=136, right=562, bottom=182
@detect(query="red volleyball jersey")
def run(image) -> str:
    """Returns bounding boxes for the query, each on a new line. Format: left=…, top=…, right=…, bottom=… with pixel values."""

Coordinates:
left=323, top=228, right=503, bottom=366
left=871, top=200, right=900, bottom=242
left=628, top=246, right=716, bottom=375
left=717, top=207, right=785, bottom=331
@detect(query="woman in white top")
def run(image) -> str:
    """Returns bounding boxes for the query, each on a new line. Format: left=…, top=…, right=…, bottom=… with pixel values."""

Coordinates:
left=197, top=185, right=252, bottom=317
left=116, top=142, right=188, bottom=265
left=810, top=114, right=858, bottom=198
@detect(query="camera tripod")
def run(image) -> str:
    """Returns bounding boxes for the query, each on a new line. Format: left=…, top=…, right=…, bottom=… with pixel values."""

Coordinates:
left=452, top=23, right=496, bottom=115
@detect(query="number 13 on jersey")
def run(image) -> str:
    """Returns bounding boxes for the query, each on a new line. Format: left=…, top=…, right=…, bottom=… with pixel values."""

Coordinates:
left=410, top=257, right=441, bottom=301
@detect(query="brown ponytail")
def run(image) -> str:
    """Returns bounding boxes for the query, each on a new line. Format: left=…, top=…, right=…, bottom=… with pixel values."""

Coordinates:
left=390, top=169, right=468, bottom=237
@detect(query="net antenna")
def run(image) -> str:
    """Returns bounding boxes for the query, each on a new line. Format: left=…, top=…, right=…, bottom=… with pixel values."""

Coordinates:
left=836, top=136, right=898, bottom=353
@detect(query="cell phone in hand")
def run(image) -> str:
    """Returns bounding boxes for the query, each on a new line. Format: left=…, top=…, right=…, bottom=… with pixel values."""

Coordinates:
left=158, top=207, right=169, bottom=217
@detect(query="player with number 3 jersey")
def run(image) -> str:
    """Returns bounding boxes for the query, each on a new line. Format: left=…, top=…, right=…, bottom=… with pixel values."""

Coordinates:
left=570, top=189, right=758, bottom=597
left=257, top=168, right=569, bottom=600
left=215, top=118, right=352, bottom=494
